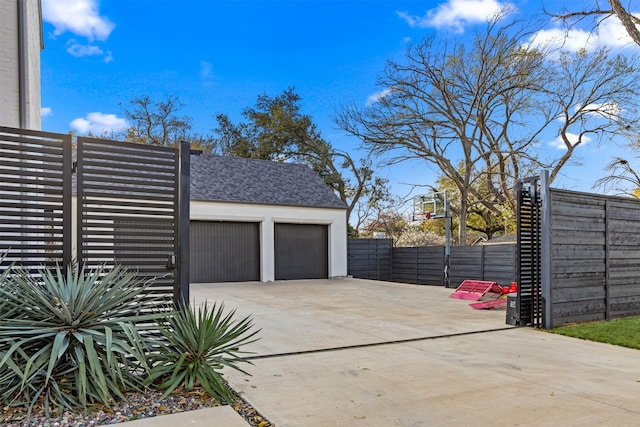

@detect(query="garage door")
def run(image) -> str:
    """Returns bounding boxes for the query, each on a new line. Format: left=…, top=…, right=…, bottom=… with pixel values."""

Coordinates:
left=190, top=221, right=260, bottom=283
left=275, top=223, right=328, bottom=280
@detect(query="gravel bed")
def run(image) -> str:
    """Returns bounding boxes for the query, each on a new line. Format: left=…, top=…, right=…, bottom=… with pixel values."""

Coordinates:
left=0, top=387, right=273, bottom=427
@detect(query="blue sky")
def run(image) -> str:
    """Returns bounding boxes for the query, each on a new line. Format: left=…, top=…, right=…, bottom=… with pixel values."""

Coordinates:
left=39, top=0, right=640, bottom=202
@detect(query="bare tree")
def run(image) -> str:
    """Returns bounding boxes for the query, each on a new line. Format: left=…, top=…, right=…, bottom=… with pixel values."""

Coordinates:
left=394, top=227, right=446, bottom=247
left=596, top=156, right=640, bottom=195
left=360, top=212, right=408, bottom=244
left=337, top=13, right=640, bottom=244
left=551, top=2, right=640, bottom=194
left=120, top=95, right=217, bottom=152
left=337, top=16, right=545, bottom=243
left=543, top=47, right=640, bottom=182
left=550, top=0, right=640, bottom=47
left=293, top=137, right=391, bottom=231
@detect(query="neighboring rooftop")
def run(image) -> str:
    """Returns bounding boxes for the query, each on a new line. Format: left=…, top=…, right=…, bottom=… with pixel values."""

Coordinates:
left=190, top=154, right=346, bottom=209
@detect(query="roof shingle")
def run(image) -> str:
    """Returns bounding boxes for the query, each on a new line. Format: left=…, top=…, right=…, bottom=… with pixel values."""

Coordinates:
left=190, top=154, right=346, bottom=209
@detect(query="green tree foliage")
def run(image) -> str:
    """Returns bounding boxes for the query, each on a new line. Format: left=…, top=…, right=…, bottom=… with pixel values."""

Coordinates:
left=214, top=87, right=389, bottom=224
left=215, top=88, right=313, bottom=160
left=436, top=167, right=517, bottom=241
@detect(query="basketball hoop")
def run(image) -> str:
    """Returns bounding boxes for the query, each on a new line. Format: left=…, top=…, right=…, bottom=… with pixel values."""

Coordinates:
left=412, top=189, right=451, bottom=287
left=413, top=191, right=446, bottom=221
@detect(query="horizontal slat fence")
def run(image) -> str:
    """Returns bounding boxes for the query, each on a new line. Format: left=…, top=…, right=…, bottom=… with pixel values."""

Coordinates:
left=0, top=127, right=72, bottom=272
left=347, top=238, right=392, bottom=281
left=77, top=137, right=180, bottom=305
left=348, top=239, right=516, bottom=287
left=1, top=126, right=189, bottom=308
left=549, top=189, right=640, bottom=325
left=391, top=246, right=445, bottom=285
left=449, top=246, right=483, bottom=288
left=484, top=244, right=519, bottom=287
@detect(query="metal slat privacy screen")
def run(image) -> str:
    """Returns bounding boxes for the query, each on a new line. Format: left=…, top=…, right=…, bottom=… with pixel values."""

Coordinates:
left=76, top=137, right=180, bottom=303
left=0, top=127, right=72, bottom=271
left=517, top=175, right=544, bottom=327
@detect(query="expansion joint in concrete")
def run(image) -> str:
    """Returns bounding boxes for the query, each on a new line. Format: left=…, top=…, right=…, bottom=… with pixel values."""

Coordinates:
left=246, top=326, right=516, bottom=361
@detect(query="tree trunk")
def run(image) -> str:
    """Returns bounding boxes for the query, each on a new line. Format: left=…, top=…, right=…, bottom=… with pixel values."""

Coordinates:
left=458, top=196, right=468, bottom=245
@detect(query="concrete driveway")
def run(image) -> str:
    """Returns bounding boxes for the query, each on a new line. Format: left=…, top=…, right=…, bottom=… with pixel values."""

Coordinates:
left=192, top=279, right=640, bottom=426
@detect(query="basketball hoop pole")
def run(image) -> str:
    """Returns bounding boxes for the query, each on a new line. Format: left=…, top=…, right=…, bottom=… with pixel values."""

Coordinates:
left=444, top=192, right=451, bottom=288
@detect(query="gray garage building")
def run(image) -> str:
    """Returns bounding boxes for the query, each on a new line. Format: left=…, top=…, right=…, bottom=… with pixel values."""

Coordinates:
left=189, top=154, right=348, bottom=283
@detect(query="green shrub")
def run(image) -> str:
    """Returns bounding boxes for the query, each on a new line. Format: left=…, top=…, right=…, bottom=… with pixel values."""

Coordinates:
left=0, top=264, right=164, bottom=416
left=146, top=302, right=259, bottom=403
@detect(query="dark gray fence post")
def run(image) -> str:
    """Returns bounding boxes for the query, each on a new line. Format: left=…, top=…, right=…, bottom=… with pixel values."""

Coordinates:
left=604, top=200, right=610, bottom=320
left=539, top=170, right=552, bottom=329
left=62, top=134, right=73, bottom=270
left=177, top=141, right=191, bottom=305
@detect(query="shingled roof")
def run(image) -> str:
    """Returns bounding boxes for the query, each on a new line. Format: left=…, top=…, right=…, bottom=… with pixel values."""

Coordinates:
left=190, top=154, right=346, bottom=209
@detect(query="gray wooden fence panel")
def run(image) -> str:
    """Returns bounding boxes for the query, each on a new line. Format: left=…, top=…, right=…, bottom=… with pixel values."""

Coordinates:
left=606, top=199, right=640, bottom=319
left=390, top=246, right=446, bottom=285
left=449, top=246, right=484, bottom=288
left=548, top=189, right=640, bottom=326
left=416, top=246, right=445, bottom=285
left=391, top=247, right=419, bottom=284
left=348, top=239, right=515, bottom=287
left=483, top=244, right=517, bottom=285
left=347, top=238, right=392, bottom=281
left=549, top=190, right=607, bottom=325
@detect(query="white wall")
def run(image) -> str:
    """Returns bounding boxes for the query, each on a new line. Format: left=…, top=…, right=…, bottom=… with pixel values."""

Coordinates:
left=191, top=200, right=348, bottom=282
left=24, top=0, right=41, bottom=129
left=0, top=0, right=21, bottom=127
left=0, top=0, right=41, bottom=129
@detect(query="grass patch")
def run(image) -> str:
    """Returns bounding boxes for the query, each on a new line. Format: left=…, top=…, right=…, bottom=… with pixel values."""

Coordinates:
left=550, top=316, right=640, bottom=350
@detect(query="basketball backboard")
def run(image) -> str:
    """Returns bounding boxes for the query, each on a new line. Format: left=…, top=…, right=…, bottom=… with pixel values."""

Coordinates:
left=412, top=191, right=447, bottom=221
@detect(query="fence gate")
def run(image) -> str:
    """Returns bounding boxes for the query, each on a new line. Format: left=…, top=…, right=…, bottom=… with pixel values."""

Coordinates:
left=76, top=137, right=188, bottom=304
left=517, top=173, right=547, bottom=327
left=0, top=127, right=72, bottom=272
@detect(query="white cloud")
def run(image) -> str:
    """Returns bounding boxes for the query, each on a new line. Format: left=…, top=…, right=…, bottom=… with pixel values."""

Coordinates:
left=397, top=0, right=514, bottom=33
left=42, top=0, right=114, bottom=41
left=66, top=41, right=103, bottom=57
left=588, top=14, right=637, bottom=49
left=527, top=28, right=592, bottom=52
left=70, top=112, right=128, bottom=135
left=64, top=39, right=112, bottom=61
left=41, top=107, right=52, bottom=118
left=580, top=102, right=621, bottom=120
left=530, top=14, right=638, bottom=52
left=366, top=88, right=393, bottom=106
left=549, top=132, right=591, bottom=150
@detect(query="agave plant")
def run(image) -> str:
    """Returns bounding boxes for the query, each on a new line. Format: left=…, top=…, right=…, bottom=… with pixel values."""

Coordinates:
left=0, top=263, right=164, bottom=416
left=146, top=302, right=260, bottom=403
